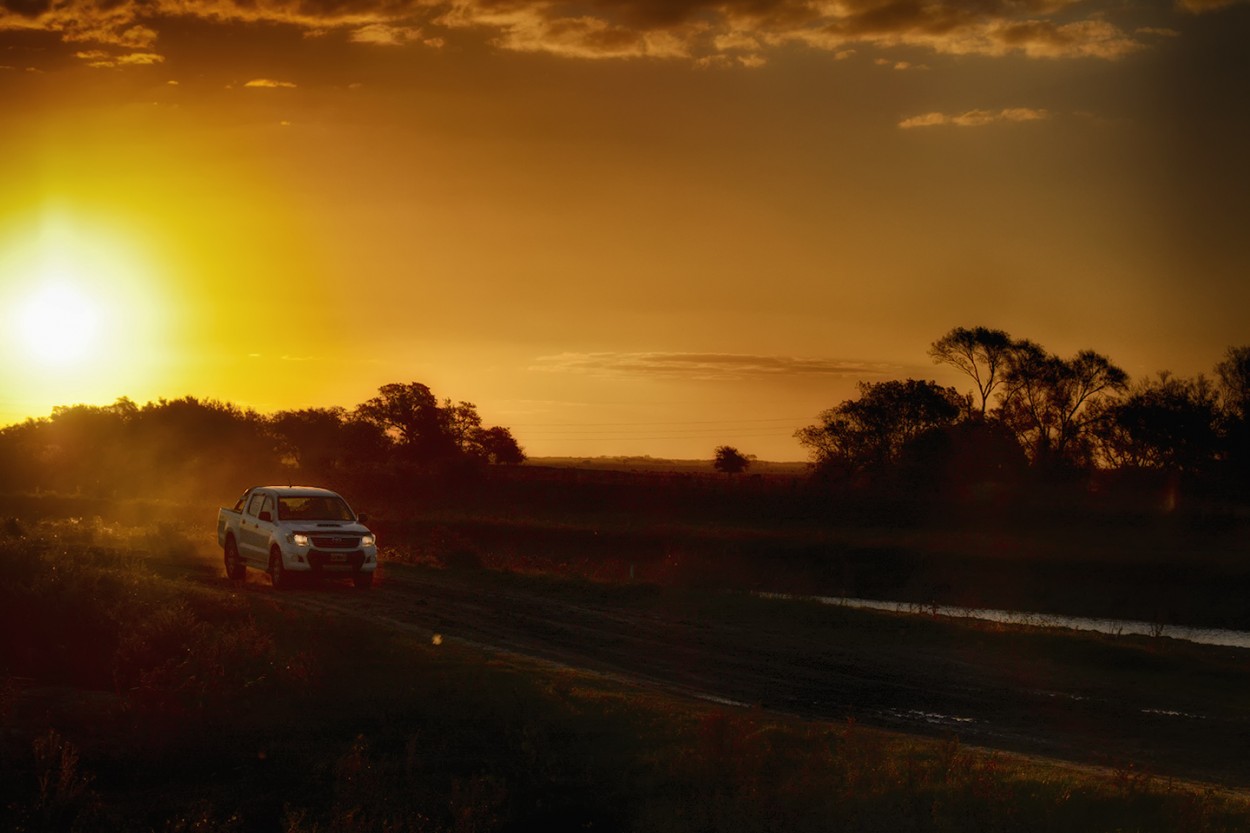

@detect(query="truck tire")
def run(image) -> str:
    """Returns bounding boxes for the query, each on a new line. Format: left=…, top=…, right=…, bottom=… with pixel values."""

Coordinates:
left=269, top=547, right=290, bottom=591
left=224, top=536, right=246, bottom=581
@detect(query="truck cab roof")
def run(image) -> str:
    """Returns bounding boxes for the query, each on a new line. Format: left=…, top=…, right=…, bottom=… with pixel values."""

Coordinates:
left=252, top=486, right=342, bottom=498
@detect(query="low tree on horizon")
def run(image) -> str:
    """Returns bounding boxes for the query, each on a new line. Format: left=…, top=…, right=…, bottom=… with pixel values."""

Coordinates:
left=713, top=445, right=751, bottom=475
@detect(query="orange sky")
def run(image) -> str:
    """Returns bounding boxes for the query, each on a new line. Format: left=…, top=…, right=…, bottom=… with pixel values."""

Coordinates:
left=2, top=0, right=1248, bottom=460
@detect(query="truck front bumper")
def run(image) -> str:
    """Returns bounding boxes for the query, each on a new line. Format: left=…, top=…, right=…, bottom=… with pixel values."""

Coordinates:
left=290, top=550, right=376, bottom=573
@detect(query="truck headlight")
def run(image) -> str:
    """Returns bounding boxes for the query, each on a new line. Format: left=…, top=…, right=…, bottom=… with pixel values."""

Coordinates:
left=287, top=533, right=310, bottom=547
left=360, top=534, right=376, bottom=547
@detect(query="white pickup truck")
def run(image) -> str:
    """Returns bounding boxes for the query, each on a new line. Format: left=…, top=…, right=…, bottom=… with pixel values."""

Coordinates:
left=217, top=486, right=378, bottom=589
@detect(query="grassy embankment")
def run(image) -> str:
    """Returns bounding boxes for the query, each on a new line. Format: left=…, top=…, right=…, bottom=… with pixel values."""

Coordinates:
left=3, top=507, right=1250, bottom=831
left=353, top=464, right=1250, bottom=631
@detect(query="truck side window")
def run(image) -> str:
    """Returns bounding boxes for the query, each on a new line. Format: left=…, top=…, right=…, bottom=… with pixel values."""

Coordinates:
left=246, top=493, right=266, bottom=517
left=258, top=496, right=273, bottom=519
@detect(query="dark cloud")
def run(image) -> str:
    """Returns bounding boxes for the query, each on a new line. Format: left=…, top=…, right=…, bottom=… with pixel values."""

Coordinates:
left=0, top=0, right=1236, bottom=64
left=3, top=0, right=54, bottom=18
left=1176, top=0, right=1250, bottom=11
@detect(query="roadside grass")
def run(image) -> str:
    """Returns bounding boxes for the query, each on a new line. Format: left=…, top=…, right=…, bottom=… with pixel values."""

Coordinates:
left=3, top=515, right=1250, bottom=831
left=4, top=487, right=1250, bottom=628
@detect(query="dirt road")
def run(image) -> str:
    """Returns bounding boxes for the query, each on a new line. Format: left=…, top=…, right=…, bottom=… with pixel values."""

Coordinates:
left=253, top=561, right=1250, bottom=788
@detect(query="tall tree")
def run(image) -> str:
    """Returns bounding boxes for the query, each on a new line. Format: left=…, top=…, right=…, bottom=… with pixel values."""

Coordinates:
left=999, top=344, right=1129, bottom=467
left=355, top=383, right=455, bottom=463
left=928, top=326, right=1014, bottom=418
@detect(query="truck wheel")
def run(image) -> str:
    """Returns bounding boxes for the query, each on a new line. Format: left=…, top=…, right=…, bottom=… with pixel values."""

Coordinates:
left=224, top=537, right=246, bottom=581
left=354, top=571, right=373, bottom=590
left=269, top=548, right=290, bottom=591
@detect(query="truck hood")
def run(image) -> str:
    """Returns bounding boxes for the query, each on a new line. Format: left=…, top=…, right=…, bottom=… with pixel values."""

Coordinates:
left=277, top=521, right=372, bottom=535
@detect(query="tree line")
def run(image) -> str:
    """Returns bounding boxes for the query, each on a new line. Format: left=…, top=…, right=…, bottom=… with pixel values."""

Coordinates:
left=796, top=327, right=1250, bottom=493
left=0, top=382, right=524, bottom=499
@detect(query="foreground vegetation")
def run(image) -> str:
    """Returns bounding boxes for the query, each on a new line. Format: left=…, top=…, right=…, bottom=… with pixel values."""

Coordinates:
left=3, top=512, right=1250, bottom=832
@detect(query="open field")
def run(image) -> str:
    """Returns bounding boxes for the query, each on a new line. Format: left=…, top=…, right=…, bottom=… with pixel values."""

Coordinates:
left=4, top=498, right=1250, bottom=831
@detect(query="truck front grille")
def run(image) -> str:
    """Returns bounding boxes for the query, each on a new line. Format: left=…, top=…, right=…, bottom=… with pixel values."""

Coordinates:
left=312, top=536, right=361, bottom=549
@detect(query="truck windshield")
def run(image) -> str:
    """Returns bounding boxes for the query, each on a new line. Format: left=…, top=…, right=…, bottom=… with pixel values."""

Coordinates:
left=277, top=496, right=356, bottom=522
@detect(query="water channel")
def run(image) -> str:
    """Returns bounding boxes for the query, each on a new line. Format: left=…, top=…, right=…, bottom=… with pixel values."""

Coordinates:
left=761, top=593, right=1250, bottom=649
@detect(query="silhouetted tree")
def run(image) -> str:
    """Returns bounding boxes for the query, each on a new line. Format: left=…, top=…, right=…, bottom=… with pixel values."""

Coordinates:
left=1215, top=346, right=1250, bottom=480
left=713, top=445, right=751, bottom=475
left=271, top=407, right=351, bottom=472
left=0, top=382, right=525, bottom=497
left=133, top=397, right=281, bottom=493
left=894, top=419, right=1028, bottom=497
left=472, top=426, right=526, bottom=465
left=928, top=326, right=1013, bottom=418
left=1092, top=373, right=1221, bottom=473
left=444, top=400, right=484, bottom=454
left=355, top=383, right=455, bottom=463
left=339, top=415, right=392, bottom=465
left=796, top=379, right=967, bottom=474
left=1216, top=346, right=1250, bottom=420
left=22, top=401, right=134, bottom=494
left=998, top=343, right=1128, bottom=468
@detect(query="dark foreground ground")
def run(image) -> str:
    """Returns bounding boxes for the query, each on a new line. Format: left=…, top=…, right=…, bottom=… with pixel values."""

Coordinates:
left=262, top=559, right=1250, bottom=787
left=4, top=489, right=1250, bottom=831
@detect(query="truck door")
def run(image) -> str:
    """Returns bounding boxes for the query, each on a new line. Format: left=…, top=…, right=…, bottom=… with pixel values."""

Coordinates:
left=239, top=492, right=272, bottom=563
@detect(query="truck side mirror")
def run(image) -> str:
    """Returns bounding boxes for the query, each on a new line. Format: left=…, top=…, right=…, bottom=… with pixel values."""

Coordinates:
left=356, top=513, right=369, bottom=523
left=259, top=510, right=273, bottom=522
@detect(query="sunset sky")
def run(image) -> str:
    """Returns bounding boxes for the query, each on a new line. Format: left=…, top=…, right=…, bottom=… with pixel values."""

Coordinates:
left=1, top=0, right=1247, bottom=460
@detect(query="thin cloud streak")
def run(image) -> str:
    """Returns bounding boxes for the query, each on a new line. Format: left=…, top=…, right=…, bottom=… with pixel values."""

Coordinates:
left=531, top=352, right=900, bottom=381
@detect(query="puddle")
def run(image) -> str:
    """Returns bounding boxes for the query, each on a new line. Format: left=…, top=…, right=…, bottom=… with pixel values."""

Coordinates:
left=879, top=708, right=977, bottom=727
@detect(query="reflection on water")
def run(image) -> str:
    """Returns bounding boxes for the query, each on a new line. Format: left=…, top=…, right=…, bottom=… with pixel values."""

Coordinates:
left=761, top=593, right=1250, bottom=649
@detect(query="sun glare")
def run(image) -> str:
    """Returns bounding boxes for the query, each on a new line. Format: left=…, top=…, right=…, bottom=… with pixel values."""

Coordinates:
left=16, top=283, right=100, bottom=366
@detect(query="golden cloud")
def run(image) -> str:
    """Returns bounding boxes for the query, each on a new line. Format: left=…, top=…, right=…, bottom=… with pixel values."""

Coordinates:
left=243, top=77, right=297, bottom=87
left=349, top=22, right=425, bottom=45
left=899, top=107, right=1052, bottom=129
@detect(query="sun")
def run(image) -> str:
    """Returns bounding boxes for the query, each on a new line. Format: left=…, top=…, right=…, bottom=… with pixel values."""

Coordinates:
left=0, top=209, right=177, bottom=418
left=16, top=283, right=101, bottom=366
